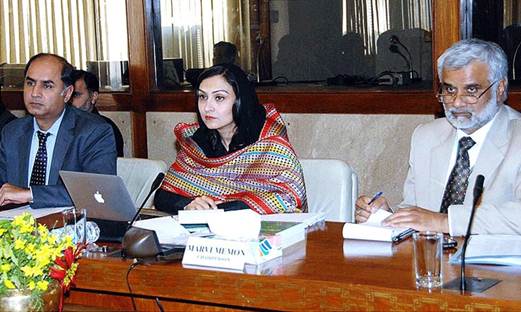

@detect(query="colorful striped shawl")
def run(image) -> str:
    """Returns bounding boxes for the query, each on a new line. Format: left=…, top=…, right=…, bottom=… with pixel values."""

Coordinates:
left=161, top=103, right=307, bottom=214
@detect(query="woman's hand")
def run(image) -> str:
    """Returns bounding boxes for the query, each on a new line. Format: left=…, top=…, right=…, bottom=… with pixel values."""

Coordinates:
left=184, top=196, right=223, bottom=210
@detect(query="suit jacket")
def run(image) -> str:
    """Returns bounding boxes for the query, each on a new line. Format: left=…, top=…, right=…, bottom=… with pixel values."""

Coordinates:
left=0, top=106, right=117, bottom=208
left=400, top=104, right=521, bottom=235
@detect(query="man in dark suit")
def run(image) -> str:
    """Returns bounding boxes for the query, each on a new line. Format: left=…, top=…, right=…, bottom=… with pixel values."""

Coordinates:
left=0, top=53, right=117, bottom=208
left=0, top=100, right=16, bottom=138
left=70, top=70, right=124, bottom=156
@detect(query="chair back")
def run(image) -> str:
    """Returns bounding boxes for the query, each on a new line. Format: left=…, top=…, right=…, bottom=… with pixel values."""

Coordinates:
left=299, top=159, right=358, bottom=222
left=117, top=157, right=168, bottom=209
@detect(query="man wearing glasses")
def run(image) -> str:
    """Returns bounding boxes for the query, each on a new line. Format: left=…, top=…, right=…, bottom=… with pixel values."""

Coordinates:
left=356, top=39, right=521, bottom=235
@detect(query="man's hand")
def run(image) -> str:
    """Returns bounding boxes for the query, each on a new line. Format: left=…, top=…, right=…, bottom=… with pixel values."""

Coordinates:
left=382, top=207, right=449, bottom=233
left=184, top=196, right=223, bottom=210
left=0, top=183, right=32, bottom=206
left=355, top=195, right=390, bottom=223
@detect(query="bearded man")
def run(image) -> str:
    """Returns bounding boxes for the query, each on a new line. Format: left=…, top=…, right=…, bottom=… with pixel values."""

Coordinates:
left=355, top=39, right=521, bottom=236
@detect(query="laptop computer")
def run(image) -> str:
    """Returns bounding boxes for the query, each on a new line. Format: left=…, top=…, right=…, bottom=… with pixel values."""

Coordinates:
left=60, top=171, right=137, bottom=242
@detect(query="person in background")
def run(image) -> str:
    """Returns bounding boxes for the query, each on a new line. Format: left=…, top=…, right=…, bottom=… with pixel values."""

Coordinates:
left=0, top=86, right=17, bottom=139
left=154, top=63, right=306, bottom=214
left=0, top=53, right=116, bottom=208
left=71, top=70, right=124, bottom=157
left=213, top=41, right=238, bottom=65
left=355, top=39, right=521, bottom=236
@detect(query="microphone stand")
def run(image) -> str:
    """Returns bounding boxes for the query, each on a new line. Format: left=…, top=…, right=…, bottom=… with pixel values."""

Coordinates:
left=512, top=40, right=521, bottom=80
left=443, top=175, right=500, bottom=293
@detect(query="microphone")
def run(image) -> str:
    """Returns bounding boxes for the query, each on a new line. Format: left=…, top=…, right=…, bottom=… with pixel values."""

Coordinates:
left=389, top=35, right=412, bottom=63
left=512, top=40, right=521, bottom=80
left=127, top=172, right=165, bottom=229
left=460, top=174, right=484, bottom=292
left=443, top=175, right=500, bottom=293
left=121, top=173, right=166, bottom=259
left=389, top=44, right=411, bottom=72
left=389, top=35, right=414, bottom=81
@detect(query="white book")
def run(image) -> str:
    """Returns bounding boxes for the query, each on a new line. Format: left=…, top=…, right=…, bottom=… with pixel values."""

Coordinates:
left=342, top=209, right=412, bottom=242
left=449, top=235, right=521, bottom=266
left=261, top=212, right=326, bottom=227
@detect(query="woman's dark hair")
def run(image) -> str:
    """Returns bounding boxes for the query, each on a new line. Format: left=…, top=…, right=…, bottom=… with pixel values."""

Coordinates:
left=194, top=64, right=266, bottom=153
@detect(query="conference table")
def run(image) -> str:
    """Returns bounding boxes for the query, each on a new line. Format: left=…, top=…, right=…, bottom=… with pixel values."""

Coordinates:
left=65, top=222, right=521, bottom=311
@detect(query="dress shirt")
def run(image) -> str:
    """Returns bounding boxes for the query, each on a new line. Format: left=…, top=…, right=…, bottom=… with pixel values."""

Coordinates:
left=445, top=112, right=497, bottom=235
left=27, top=110, right=65, bottom=185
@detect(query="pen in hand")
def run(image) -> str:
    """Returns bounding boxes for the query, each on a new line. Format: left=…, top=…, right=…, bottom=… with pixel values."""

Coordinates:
left=367, top=191, right=383, bottom=205
left=367, top=191, right=395, bottom=213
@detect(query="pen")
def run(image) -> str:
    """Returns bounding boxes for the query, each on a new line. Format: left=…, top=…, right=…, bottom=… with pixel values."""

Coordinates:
left=392, top=228, right=415, bottom=243
left=367, top=191, right=383, bottom=205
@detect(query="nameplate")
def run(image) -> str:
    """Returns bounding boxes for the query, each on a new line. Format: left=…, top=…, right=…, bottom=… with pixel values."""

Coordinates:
left=182, top=236, right=282, bottom=271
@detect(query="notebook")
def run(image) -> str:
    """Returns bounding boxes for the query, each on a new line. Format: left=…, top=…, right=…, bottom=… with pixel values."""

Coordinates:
left=59, top=171, right=137, bottom=241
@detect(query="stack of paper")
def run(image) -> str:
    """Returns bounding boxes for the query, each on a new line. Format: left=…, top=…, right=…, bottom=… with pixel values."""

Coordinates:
left=0, top=206, right=70, bottom=220
left=342, top=209, right=411, bottom=242
left=449, top=235, right=521, bottom=266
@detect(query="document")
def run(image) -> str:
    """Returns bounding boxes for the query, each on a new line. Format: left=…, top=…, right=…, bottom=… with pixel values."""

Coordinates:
left=0, top=205, right=71, bottom=220
left=342, top=209, right=411, bottom=242
left=261, top=212, right=326, bottom=227
left=178, top=209, right=225, bottom=224
left=134, top=216, right=190, bottom=245
left=449, top=235, right=521, bottom=266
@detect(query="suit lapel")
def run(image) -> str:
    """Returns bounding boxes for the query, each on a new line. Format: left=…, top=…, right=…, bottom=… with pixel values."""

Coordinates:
left=49, top=107, right=75, bottom=184
left=430, top=123, right=455, bottom=208
left=467, top=105, right=511, bottom=204
left=18, top=120, right=34, bottom=186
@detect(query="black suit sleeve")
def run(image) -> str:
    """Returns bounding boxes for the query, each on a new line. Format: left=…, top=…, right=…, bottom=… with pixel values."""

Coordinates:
left=154, top=189, right=249, bottom=214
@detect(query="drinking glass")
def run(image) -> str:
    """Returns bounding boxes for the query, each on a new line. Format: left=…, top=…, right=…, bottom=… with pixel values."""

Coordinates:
left=413, top=231, right=443, bottom=288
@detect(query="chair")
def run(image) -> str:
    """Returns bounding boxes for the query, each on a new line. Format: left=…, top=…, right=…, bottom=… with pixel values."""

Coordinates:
left=299, top=159, right=358, bottom=222
left=117, top=157, right=168, bottom=209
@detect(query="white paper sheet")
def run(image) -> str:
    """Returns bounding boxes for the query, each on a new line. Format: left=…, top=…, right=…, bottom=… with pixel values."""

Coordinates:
left=208, top=209, right=261, bottom=240
left=0, top=206, right=71, bottom=220
left=134, top=216, right=190, bottom=245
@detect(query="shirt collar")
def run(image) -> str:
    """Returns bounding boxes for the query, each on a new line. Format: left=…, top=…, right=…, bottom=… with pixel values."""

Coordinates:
left=32, top=107, right=66, bottom=136
left=455, top=110, right=498, bottom=144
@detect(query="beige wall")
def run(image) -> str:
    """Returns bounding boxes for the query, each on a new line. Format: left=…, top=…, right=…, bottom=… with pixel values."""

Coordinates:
left=11, top=109, right=434, bottom=204
left=146, top=112, right=433, bottom=204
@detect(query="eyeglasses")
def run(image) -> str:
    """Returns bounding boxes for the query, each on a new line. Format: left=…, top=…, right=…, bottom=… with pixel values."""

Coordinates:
left=436, top=81, right=497, bottom=104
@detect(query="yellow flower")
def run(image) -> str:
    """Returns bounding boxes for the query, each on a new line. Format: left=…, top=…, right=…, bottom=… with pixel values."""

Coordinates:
left=0, top=263, right=11, bottom=273
left=36, top=280, right=48, bottom=291
left=24, top=243, right=36, bottom=254
left=21, top=265, right=43, bottom=278
left=4, top=279, right=15, bottom=289
left=14, top=239, right=25, bottom=250
left=28, top=281, right=35, bottom=290
left=0, top=228, right=6, bottom=236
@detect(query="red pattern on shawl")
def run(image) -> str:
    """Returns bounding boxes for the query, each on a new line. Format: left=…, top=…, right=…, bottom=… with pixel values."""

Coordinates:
left=161, top=103, right=307, bottom=214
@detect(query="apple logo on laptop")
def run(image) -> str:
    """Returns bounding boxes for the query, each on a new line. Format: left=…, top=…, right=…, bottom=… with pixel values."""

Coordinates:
left=94, top=191, right=105, bottom=204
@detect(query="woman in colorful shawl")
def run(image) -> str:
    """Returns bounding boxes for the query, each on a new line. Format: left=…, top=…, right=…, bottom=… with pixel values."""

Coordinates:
left=154, top=63, right=306, bottom=214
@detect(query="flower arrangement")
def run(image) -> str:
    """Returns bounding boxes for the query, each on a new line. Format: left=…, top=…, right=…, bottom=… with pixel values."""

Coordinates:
left=0, top=213, right=83, bottom=311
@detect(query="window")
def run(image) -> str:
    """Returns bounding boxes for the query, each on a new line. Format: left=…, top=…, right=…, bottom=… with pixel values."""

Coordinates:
left=270, top=0, right=432, bottom=83
left=0, top=0, right=129, bottom=91
left=153, top=0, right=253, bottom=90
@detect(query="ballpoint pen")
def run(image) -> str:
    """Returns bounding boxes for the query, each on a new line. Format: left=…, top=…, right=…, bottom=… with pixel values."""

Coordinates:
left=368, top=191, right=396, bottom=212
left=392, top=228, right=415, bottom=243
left=367, top=191, right=383, bottom=205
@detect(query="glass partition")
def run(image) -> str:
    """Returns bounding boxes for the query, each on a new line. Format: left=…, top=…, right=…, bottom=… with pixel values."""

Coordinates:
left=153, top=0, right=433, bottom=90
left=466, top=0, right=521, bottom=83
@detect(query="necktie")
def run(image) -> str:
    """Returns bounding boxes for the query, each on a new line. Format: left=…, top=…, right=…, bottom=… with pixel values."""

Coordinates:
left=440, top=136, right=476, bottom=213
left=30, top=131, right=50, bottom=186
